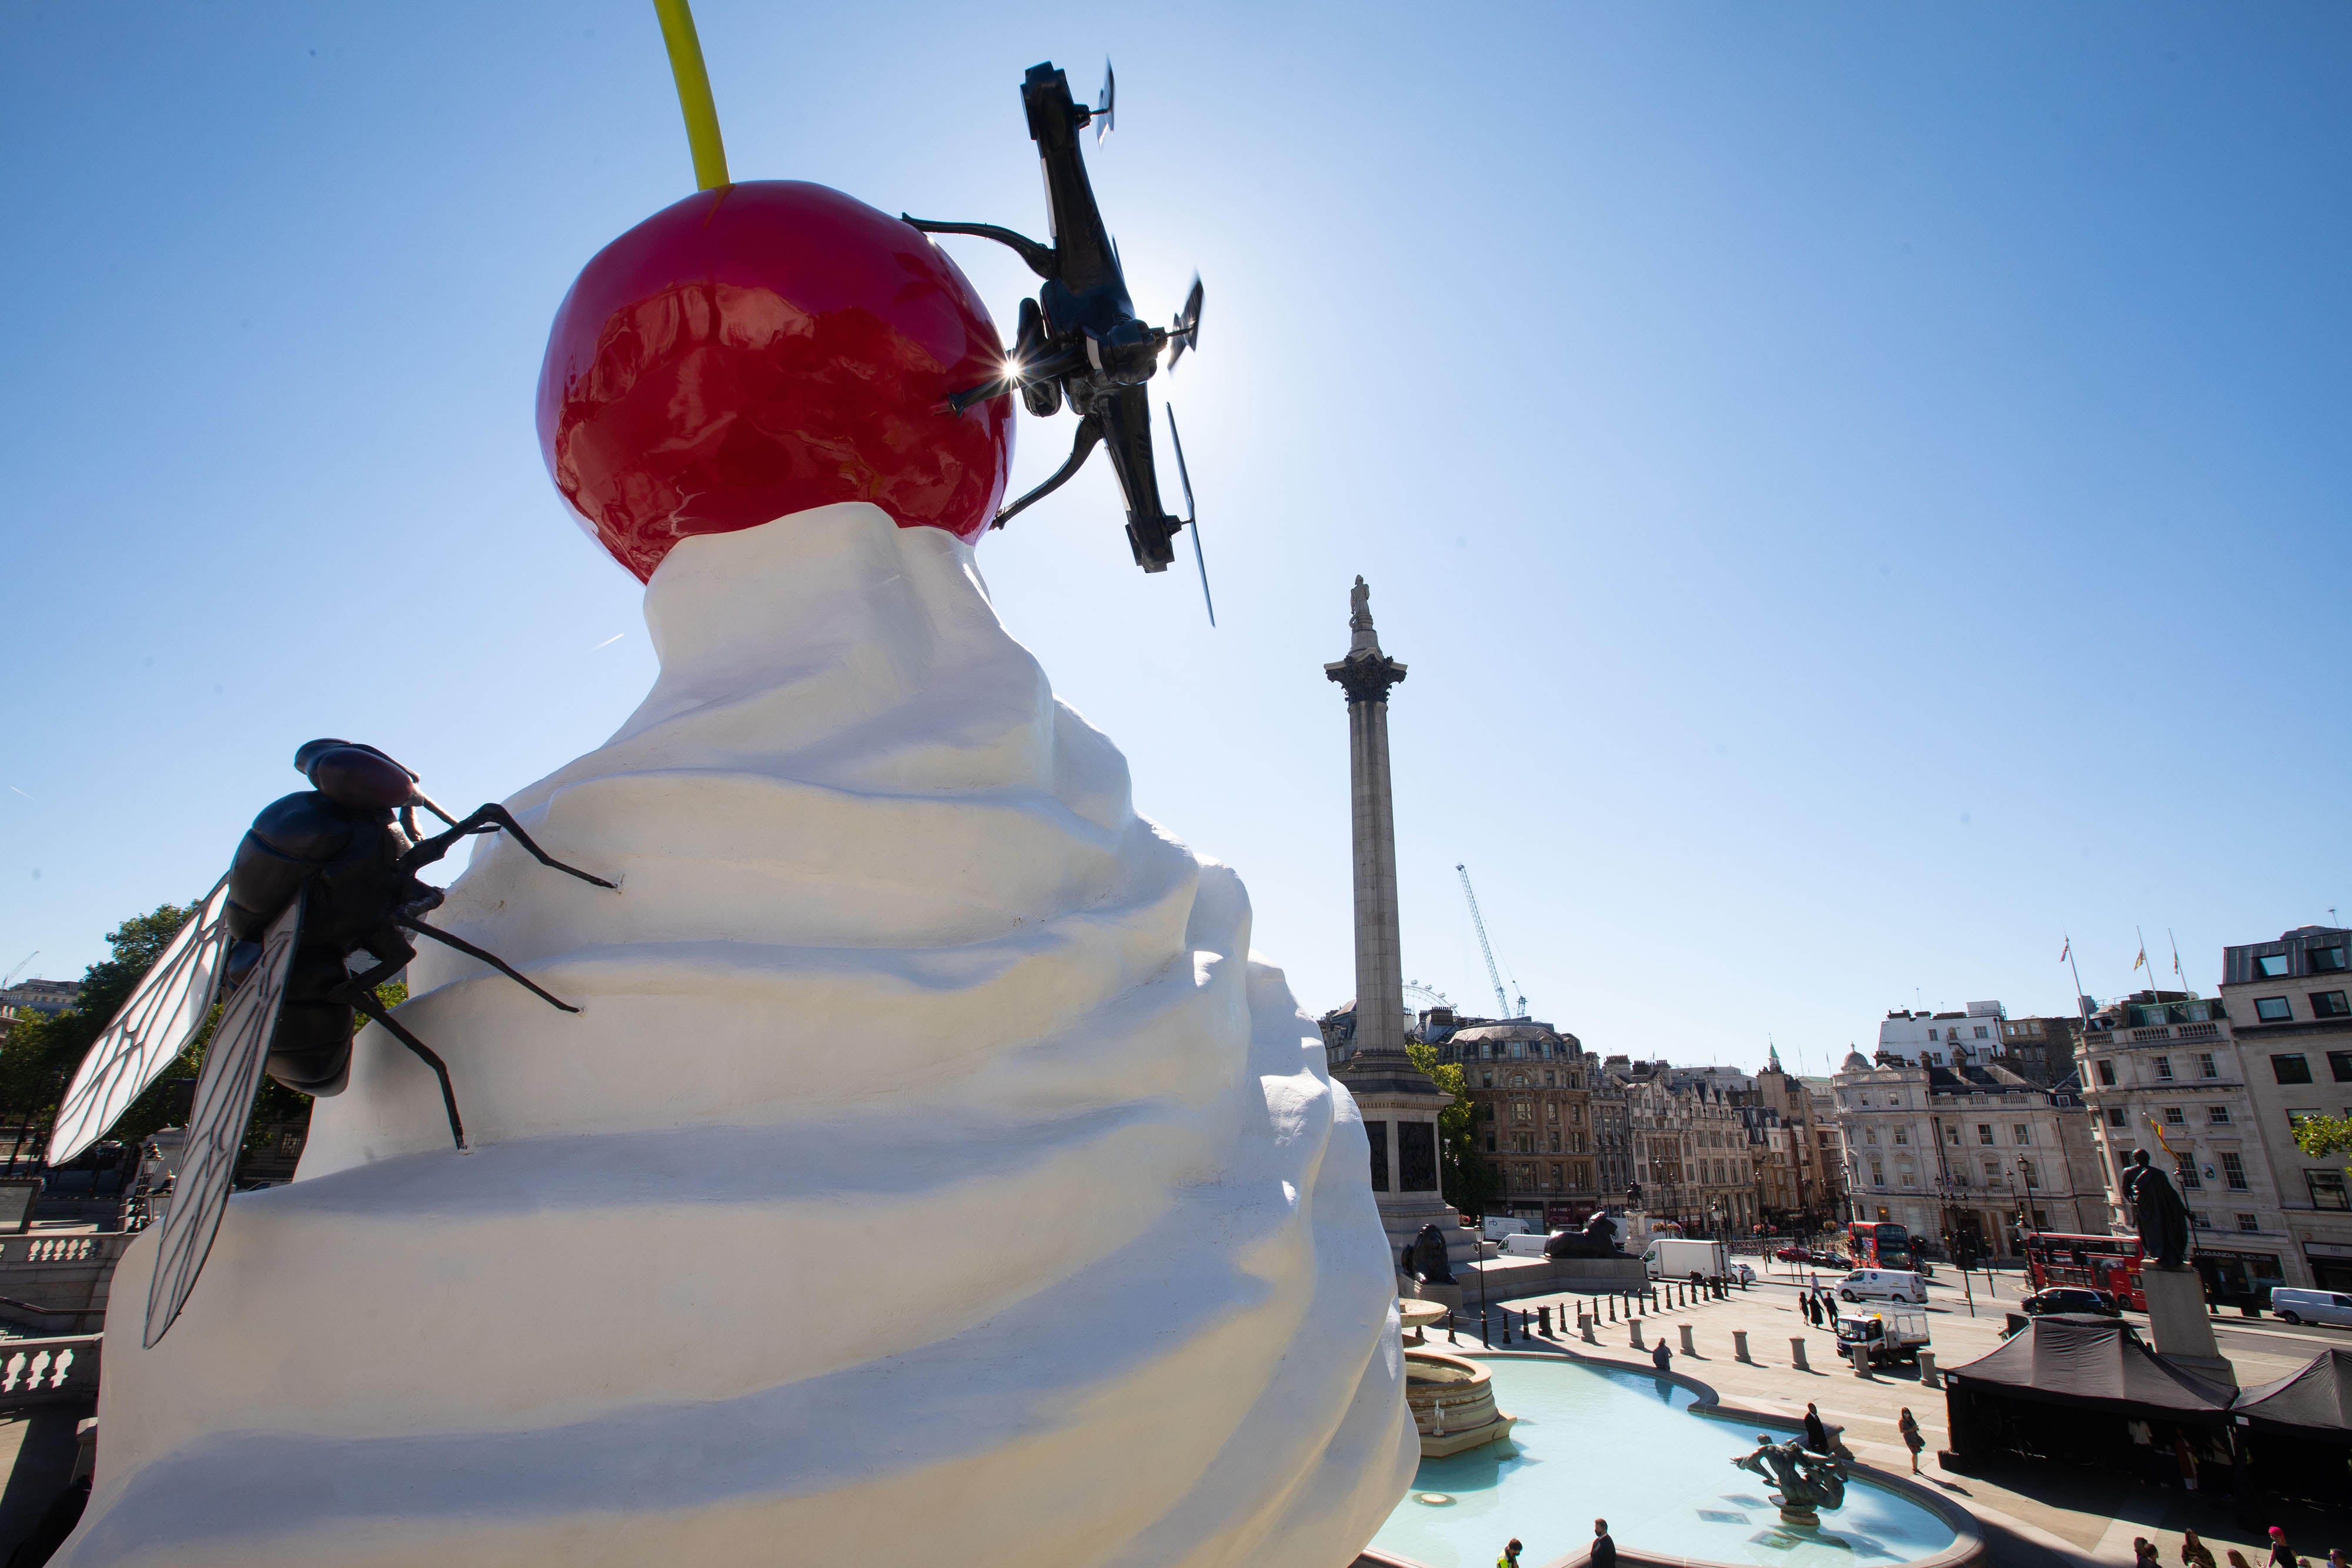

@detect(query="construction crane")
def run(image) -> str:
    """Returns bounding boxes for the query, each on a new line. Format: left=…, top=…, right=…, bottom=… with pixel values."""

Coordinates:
left=1, top=953, right=35, bottom=990
left=1455, top=865, right=1526, bottom=1019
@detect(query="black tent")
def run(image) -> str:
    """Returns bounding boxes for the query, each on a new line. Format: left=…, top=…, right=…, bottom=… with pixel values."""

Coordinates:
left=2227, top=1348, right=2352, bottom=1505
left=2233, top=1348, right=2352, bottom=1435
left=1942, top=1316, right=2234, bottom=1479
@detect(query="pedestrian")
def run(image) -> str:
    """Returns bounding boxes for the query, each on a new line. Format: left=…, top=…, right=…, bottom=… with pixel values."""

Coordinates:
left=2328, top=1549, right=2348, bottom=1568
left=1497, top=1537, right=1523, bottom=1568
left=2226, top=1552, right=2254, bottom=1568
left=1591, top=1519, right=1618, bottom=1568
left=2180, top=1529, right=2216, bottom=1568
left=1805, top=1293, right=1820, bottom=1328
left=2134, top=1539, right=2161, bottom=1568
left=1898, top=1407, right=1925, bottom=1474
left=1803, top=1403, right=1830, bottom=1455
left=1653, top=1338, right=1672, bottom=1373
left=2171, top=1429, right=2199, bottom=1493
left=2269, top=1527, right=2296, bottom=1567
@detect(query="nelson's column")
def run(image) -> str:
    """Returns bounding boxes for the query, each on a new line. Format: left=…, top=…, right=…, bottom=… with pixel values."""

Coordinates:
left=1327, top=577, right=1470, bottom=1280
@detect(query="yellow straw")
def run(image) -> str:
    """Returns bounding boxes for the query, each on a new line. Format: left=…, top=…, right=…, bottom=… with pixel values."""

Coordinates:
left=652, top=0, right=730, bottom=190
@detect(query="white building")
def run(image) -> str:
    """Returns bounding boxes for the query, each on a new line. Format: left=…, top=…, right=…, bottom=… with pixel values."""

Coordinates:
left=1831, top=1048, right=2104, bottom=1260
left=1877, top=1002, right=2006, bottom=1067
left=2077, top=988, right=2298, bottom=1301
left=2218, top=926, right=2352, bottom=1294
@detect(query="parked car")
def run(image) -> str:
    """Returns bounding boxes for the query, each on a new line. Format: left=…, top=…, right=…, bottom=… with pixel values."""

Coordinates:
left=1837, top=1268, right=1928, bottom=1305
left=1775, top=1245, right=1811, bottom=1262
left=2020, top=1286, right=2120, bottom=1318
left=1730, top=1262, right=1758, bottom=1286
left=2269, top=1288, right=2352, bottom=1328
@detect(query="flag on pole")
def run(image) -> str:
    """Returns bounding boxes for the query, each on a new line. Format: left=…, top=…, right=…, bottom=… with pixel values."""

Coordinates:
left=2059, top=938, right=2070, bottom=963
left=2133, top=944, right=2147, bottom=971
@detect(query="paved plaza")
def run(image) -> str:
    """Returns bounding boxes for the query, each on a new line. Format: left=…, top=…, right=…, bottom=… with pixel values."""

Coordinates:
left=1429, top=1261, right=2351, bottom=1567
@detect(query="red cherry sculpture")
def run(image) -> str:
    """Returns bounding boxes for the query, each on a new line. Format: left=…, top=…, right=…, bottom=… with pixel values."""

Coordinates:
left=537, top=180, right=1014, bottom=581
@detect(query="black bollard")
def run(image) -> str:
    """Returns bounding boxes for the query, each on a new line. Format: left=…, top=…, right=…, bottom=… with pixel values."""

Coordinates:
left=1447, top=1309, right=1459, bottom=1346
left=1481, top=1308, right=1491, bottom=1348
left=1607, top=1295, right=1616, bottom=1322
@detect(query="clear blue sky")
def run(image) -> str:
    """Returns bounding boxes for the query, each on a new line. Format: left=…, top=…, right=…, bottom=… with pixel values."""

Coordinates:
left=4, top=4, right=2347, bottom=1074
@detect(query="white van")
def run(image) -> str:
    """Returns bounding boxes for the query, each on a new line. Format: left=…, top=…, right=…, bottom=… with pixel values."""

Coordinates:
left=2269, top=1288, right=2352, bottom=1328
left=1838, top=1268, right=1927, bottom=1306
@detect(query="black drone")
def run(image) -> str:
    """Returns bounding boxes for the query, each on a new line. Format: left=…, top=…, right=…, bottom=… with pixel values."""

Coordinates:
left=49, top=740, right=614, bottom=1344
left=906, top=60, right=1214, bottom=623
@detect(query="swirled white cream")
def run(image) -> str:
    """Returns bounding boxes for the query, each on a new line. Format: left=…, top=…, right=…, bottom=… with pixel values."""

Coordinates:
left=64, top=503, right=1415, bottom=1568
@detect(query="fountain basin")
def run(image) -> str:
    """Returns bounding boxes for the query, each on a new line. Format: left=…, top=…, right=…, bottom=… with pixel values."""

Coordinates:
left=1374, top=1353, right=1973, bottom=1567
left=1404, top=1349, right=1516, bottom=1457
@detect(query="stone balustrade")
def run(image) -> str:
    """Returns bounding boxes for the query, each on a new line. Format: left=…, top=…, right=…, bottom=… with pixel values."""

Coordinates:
left=0, top=1335, right=101, bottom=1409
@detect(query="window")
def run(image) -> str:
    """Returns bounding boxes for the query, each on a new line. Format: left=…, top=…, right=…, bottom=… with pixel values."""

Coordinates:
left=1513, top=1101, right=1532, bottom=1122
left=2256, top=997, right=2294, bottom=1022
left=2163, top=1106, right=2187, bottom=1125
left=1365, top=1121, right=1389, bottom=1191
left=2197, top=1053, right=2217, bottom=1079
left=1865, top=1128, right=1879, bottom=1144
left=2191, top=1211, right=2211, bottom=1230
left=1551, top=1163, right=1562, bottom=1188
left=1893, top=1128, right=1909, bottom=1145
left=2023, top=1160, right=2039, bottom=1189
left=2096, top=1059, right=2117, bottom=1086
left=2314, top=991, right=2352, bottom=1019
left=1511, top=1042, right=1525, bottom=1059
left=2208, top=1105, right=2231, bottom=1125
left=2175, top=1155, right=2200, bottom=1189
left=1945, top=1124, right=1960, bottom=1145
left=2256, top=953, right=2292, bottom=978
left=2311, top=945, right=2350, bottom=974
left=2273, top=1054, right=2315, bottom=1085
left=1870, top=1165, right=1885, bottom=1188
left=1977, top=1124, right=1994, bottom=1145
left=2107, top=1106, right=2127, bottom=1127
left=2154, top=1057, right=2174, bottom=1082
left=2308, top=1171, right=2350, bottom=1211
left=1982, top=1159, right=2000, bottom=1183
left=1974, top=1025, right=1989, bottom=1039
left=1543, top=1071, right=1554, bottom=1086
left=1549, top=1132, right=1561, bottom=1152
left=1481, top=1072, right=1494, bottom=1087
left=2014, top=1124, right=2032, bottom=1145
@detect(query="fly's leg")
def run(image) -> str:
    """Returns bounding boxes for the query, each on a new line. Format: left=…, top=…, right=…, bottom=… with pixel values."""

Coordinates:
left=397, top=801, right=617, bottom=888
left=347, top=988, right=467, bottom=1152
left=328, top=930, right=465, bottom=1151
left=397, top=917, right=579, bottom=1014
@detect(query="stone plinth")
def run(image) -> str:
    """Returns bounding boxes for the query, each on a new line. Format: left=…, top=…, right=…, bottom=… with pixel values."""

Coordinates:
left=1404, top=1349, right=1515, bottom=1457
left=2140, top=1263, right=2235, bottom=1386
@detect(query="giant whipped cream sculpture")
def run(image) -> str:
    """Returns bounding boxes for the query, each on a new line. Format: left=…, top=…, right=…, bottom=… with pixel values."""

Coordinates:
left=62, top=16, right=1414, bottom=1566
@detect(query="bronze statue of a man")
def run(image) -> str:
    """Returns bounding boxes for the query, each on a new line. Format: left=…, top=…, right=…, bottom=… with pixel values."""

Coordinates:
left=2124, top=1148, right=2192, bottom=1269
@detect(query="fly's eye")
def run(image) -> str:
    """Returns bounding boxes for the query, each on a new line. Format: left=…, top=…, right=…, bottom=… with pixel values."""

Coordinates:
left=309, top=748, right=413, bottom=811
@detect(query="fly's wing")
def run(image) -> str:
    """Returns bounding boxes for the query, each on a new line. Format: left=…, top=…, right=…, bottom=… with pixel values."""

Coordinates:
left=48, top=874, right=235, bottom=1166
left=144, top=890, right=300, bottom=1349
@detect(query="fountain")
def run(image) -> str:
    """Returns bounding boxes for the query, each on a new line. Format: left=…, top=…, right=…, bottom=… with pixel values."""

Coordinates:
left=1404, top=1350, right=1516, bottom=1457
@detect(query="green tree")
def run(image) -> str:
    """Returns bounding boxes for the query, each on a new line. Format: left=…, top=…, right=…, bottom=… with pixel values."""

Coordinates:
left=0, top=901, right=410, bottom=1159
left=2294, top=1112, right=2352, bottom=1169
left=1409, top=1038, right=1500, bottom=1219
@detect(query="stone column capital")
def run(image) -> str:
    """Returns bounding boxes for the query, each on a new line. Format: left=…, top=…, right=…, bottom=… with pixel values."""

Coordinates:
left=1325, top=653, right=1408, bottom=706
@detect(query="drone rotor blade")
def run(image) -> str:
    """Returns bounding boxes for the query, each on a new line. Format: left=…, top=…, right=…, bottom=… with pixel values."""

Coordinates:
left=1096, top=59, right=1115, bottom=144
left=1166, top=274, right=1203, bottom=371
left=1166, top=404, right=1214, bottom=627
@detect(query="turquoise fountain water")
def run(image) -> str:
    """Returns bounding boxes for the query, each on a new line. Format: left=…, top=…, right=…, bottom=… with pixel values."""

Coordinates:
left=1371, top=1356, right=1959, bottom=1568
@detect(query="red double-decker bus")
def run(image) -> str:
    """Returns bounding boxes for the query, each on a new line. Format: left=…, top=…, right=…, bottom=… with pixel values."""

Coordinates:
left=1843, top=1221, right=1913, bottom=1270
left=2022, top=1231, right=2146, bottom=1310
